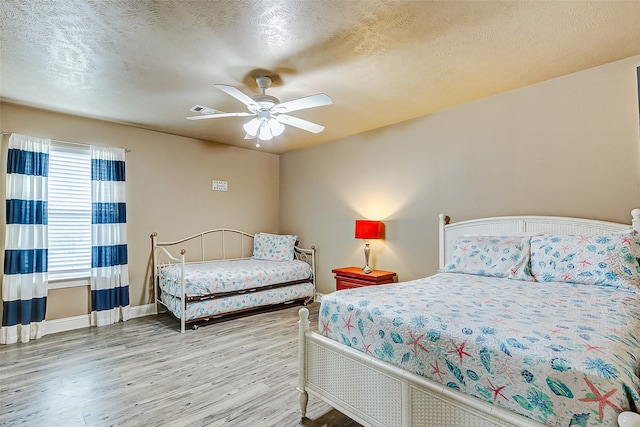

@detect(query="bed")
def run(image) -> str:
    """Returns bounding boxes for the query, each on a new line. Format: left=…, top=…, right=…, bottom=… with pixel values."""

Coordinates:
left=297, top=210, right=640, bottom=427
left=151, top=229, right=315, bottom=332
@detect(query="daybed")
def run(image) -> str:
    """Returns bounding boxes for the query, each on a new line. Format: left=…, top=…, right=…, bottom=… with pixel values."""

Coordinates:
left=298, top=210, right=640, bottom=427
left=151, top=229, right=315, bottom=332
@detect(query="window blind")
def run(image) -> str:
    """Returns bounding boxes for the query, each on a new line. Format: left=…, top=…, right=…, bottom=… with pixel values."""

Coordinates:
left=48, top=142, right=92, bottom=281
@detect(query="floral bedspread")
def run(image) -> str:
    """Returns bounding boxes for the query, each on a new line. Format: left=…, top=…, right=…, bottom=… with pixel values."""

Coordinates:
left=158, top=258, right=312, bottom=297
left=319, top=273, right=640, bottom=426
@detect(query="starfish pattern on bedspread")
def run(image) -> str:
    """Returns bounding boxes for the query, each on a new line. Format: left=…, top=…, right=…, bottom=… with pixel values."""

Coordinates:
left=486, top=379, right=509, bottom=402
left=320, top=273, right=640, bottom=427
left=578, top=377, right=623, bottom=422
left=448, top=338, right=472, bottom=366
left=407, top=330, right=429, bottom=355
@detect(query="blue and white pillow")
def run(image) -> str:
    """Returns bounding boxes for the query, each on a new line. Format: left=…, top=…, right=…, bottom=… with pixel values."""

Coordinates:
left=530, top=232, right=640, bottom=291
left=441, top=235, right=533, bottom=280
left=253, top=233, right=297, bottom=262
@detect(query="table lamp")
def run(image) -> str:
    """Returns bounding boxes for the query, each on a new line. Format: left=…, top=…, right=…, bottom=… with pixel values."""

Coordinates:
left=355, top=220, right=385, bottom=274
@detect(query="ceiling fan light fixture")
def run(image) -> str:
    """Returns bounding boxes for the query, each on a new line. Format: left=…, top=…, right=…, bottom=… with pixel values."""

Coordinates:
left=258, top=122, right=273, bottom=140
left=243, top=118, right=261, bottom=136
left=269, top=118, right=285, bottom=136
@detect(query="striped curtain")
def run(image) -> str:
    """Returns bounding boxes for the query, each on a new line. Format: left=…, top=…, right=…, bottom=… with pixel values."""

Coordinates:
left=90, top=146, right=130, bottom=326
left=1, top=134, right=50, bottom=344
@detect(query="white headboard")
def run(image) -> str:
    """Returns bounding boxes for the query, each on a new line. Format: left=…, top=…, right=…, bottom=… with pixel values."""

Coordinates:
left=439, top=209, right=640, bottom=269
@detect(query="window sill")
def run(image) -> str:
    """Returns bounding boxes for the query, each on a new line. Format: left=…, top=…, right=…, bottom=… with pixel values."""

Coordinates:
left=48, top=277, right=90, bottom=290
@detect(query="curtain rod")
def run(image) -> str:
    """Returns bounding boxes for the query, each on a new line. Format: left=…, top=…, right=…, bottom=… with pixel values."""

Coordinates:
left=0, top=131, right=131, bottom=152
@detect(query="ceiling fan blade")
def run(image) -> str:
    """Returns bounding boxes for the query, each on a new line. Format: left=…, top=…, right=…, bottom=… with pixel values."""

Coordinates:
left=187, top=112, right=254, bottom=120
left=214, top=84, right=258, bottom=109
left=275, top=93, right=332, bottom=114
left=276, top=114, right=325, bottom=133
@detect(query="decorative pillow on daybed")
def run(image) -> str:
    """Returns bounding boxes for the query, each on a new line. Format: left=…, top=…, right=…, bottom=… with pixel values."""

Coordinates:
left=253, top=233, right=298, bottom=261
left=530, top=232, right=640, bottom=291
left=441, top=235, right=533, bottom=280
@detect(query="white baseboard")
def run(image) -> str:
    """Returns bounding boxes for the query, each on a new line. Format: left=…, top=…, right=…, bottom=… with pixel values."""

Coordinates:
left=46, top=303, right=156, bottom=335
left=315, top=292, right=325, bottom=303
left=130, top=303, right=157, bottom=318
left=46, top=314, right=91, bottom=334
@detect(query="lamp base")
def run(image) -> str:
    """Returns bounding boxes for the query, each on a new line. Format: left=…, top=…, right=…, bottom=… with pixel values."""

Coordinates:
left=362, top=242, right=373, bottom=274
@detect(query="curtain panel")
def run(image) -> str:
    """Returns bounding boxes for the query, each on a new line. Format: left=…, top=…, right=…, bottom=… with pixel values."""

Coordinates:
left=1, top=134, right=50, bottom=344
left=90, top=146, right=130, bottom=326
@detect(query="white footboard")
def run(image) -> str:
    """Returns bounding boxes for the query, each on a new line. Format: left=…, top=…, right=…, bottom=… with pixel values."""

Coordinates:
left=297, top=308, right=638, bottom=427
left=151, top=232, right=187, bottom=332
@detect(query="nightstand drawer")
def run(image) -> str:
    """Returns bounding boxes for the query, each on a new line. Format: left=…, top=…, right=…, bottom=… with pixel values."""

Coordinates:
left=332, top=267, right=397, bottom=291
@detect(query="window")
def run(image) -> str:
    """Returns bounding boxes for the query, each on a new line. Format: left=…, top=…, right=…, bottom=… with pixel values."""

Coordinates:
left=48, top=142, right=92, bottom=284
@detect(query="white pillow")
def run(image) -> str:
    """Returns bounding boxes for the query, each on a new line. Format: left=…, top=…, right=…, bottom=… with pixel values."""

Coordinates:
left=253, top=233, right=297, bottom=261
left=441, top=235, right=533, bottom=280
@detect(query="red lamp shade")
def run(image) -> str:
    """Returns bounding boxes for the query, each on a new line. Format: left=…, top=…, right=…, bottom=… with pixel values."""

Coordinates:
left=355, top=220, right=384, bottom=240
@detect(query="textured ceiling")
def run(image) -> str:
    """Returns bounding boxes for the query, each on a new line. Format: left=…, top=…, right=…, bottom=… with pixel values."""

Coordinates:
left=2, top=1, right=640, bottom=154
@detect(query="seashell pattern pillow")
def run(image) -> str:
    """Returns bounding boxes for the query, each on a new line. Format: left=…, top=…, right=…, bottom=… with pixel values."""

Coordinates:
left=530, top=232, right=640, bottom=291
left=253, top=233, right=297, bottom=262
left=441, top=235, right=534, bottom=281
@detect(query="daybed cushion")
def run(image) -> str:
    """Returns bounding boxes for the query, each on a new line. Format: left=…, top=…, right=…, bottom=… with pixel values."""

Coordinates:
left=441, top=235, right=533, bottom=280
left=530, top=232, right=640, bottom=291
left=253, top=233, right=297, bottom=261
left=158, top=258, right=312, bottom=297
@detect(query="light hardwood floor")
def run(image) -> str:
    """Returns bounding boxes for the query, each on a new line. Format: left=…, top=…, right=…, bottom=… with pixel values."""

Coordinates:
left=0, top=303, right=362, bottom=427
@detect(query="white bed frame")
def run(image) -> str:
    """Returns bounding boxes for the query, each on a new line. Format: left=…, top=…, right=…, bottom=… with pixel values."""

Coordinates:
left=298, top=209, right=640, bottom=427
left=151, top=229, right=316, bottom=333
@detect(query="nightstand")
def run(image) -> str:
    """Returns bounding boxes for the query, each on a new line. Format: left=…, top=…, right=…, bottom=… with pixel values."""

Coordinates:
left=332, top=267, right=397, bottom=291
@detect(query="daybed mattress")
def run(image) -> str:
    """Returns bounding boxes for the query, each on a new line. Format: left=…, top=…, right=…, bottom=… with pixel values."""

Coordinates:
left=319, top=272, right=640, bottom=427
left=160, top=282, right=314, bottom=321
left=158, top=258, right=312, bottom=298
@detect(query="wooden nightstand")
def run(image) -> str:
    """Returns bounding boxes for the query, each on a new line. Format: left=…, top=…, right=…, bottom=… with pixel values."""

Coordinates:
left=332, top=267, right=397, bottom=291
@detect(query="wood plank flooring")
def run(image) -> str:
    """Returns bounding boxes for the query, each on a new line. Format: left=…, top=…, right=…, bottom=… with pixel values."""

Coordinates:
left=0, top=303, right=362, bottom=427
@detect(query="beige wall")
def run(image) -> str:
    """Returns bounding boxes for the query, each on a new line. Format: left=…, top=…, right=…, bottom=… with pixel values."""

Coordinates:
left=3, top=53, right=640, bottom=320
left=280, top=55, right=640, bottom=294
left=0, top=103, right=280, bottom=320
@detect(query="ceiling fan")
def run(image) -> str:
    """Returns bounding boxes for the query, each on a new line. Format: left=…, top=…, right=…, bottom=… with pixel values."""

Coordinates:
left=187, top=76, right=332, bottom=145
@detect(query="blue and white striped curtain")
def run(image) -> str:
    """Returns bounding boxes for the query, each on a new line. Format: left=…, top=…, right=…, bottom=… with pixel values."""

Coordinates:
left=1, top=134, right=50, bottom=344
left=90, top=146, right=130, bottom=326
